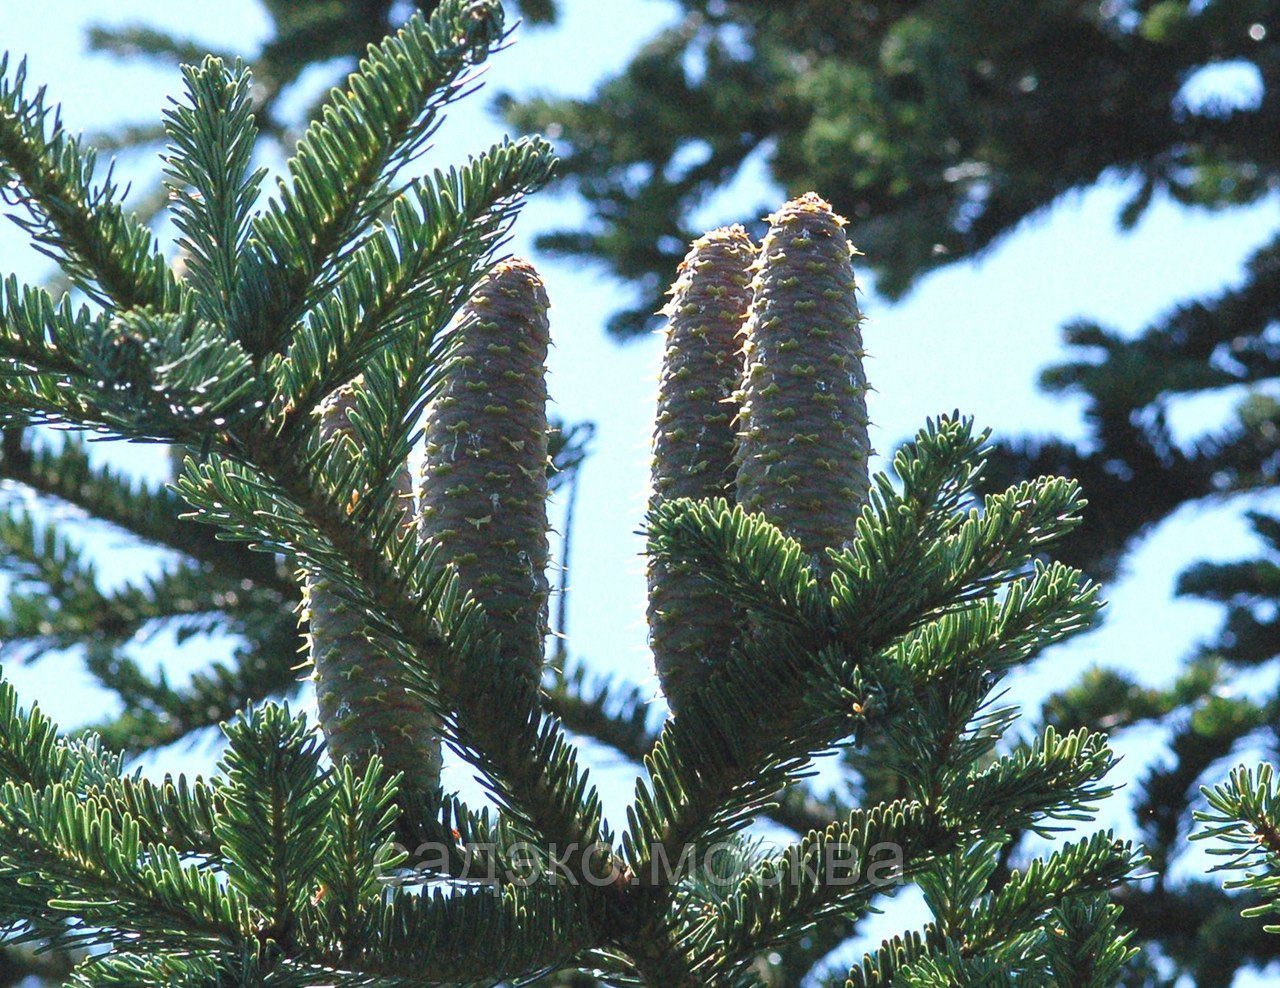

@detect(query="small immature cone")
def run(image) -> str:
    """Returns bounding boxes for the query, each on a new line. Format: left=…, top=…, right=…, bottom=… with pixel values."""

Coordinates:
left=419, top=259, right=551, bottom=689
left=306, top=378, right=444, bottom=798
left=735, top=193, right=871, bottom=574
left=648, top=226, right=757, bottom=712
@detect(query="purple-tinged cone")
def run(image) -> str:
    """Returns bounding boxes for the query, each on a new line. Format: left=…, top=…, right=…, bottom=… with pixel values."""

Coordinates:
left=735, top=193, right=871, bottom=574
left=306, top=377, right=443, bottom=797
left=419, top=258, right=551, bottom=692
left=648, top=226, right=757, bottom=712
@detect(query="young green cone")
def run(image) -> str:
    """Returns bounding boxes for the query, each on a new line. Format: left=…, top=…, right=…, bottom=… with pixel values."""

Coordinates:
left=419, top=258, right=551, bottom=692
left=648, top=226, right=756, bottom=711
left=735, top=193, right=871, bottom=573
left=306, top=377, right=443, bottom=798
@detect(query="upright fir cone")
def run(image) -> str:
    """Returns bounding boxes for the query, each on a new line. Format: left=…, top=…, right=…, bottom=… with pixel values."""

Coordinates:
left=419, top=258, right=551, bottom=693
left=306, top=378, right=443, bottom=798
left=648, top=226, right=756, bottom=712
left=735, top=193, right=871, bottom=574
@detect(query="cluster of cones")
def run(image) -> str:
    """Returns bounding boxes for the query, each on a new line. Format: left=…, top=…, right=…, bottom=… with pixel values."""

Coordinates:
left=306, top=193, right=869, bottom=789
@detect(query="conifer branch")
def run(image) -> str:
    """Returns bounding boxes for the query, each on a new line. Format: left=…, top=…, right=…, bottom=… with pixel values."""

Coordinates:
left=229, top=1, right=509, bottom=357
left=0, top=525, right=233, bottom=652
left=161, top=56, right=264, bottom=330
left=179, top=441, right=608, bottom=871
left=1193, top=762, right=1280, bottom=932
left=693, top=800, right=951, bottom=979
left=844, top=832, right=1140, bottom=987
left=630, top=418, right=1096, bottom=901
left=349, top=884, right=601, bottom=983
left=0, top=677, right=222, bottom=859
left=0, top=56, right=180, bottom=311
left=0, top=780, right=253, bottom=953
left=75, top=636, right=303, bottom=754
left=544, top=661, right=856, bottom=837
left=0, top=435, right=288, bottom=592
left=267, top=138, right=554, bottom=439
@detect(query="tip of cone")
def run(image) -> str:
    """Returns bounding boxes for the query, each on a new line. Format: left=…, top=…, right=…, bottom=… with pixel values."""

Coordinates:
left=765, top=192, right=848, bottom=228
left=317, top=374, right=364, bottom=416
left=687, top=224, right=757, bottom=255
left=486, top=257, right=545, bottom=287
left=697, top=223, right=752, bottom=242
left=671, top=225, right=758, bottom=279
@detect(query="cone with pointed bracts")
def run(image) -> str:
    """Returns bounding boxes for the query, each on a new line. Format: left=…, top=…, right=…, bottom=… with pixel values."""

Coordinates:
left=735, top=192, right=871, bottom=575
left=648, top=225, right=756, bottom=712
left=0, top=15, right=1153, bottom=983
left=418, top=258, right=551, bottom=693
left=305, top=376, right=443, bottom=801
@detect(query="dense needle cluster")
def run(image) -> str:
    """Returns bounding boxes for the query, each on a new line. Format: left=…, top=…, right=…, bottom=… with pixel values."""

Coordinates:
left=0, top=3, right=1271, bottom=986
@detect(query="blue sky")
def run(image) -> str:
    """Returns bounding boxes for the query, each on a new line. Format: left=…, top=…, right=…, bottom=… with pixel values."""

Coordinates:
left=2, top=1, right=1278, bottom=981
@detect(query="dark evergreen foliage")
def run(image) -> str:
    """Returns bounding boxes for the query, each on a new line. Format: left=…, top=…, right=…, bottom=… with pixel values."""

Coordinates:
left=501, top=1, right=1278, bottom=337
left=5, top=0, right=1280, bottom=984
left=0, top=5, right=1147, bottom=981
left=495, top=2, right=1280, bottom=982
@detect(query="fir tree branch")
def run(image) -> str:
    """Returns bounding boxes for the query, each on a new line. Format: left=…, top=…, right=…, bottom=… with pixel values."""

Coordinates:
left=842, top=832, right=1140, bottom=987
left=702, top=727, right=1121, bottom=978
left=85, top=24, right=220, bottom=70
left=0, top=676, right=222, bottom=859
left=268, top=138, right=554, bottom=439
left=0, top=435, right=289, bottom=592
left=627, top=419, right=1091, bottom=888
left=0, top=279, right=93, bottom=379
left=0, top=298, right=265, bottom=442
left=693, top=800, right=951, bottom=980
left=0, top=21, right=1148, bottom=978
left=1041, top=895, right=1139, bottom=988
left=1193, top=762, right=1280, bottom=932
left=646, top=496, right=826, bottom=632
left=966, top=832, right=1141, bottom=946
left=213, top=705, right=333, bottom=951
left=0, top=512, right=256, bottom=656
left=340, top=884, right=602, bottom=984
left=177, top=441, right=610, bottom=875
left=0, top=781, right=254, bottom=953
left=0, top=56, right=179, bottom=311
left=544, top=661, right=852, bottom=837
left=65, top=951, right=226, bottom=987
left=161, top=57, right=264, bottom=331
left=75, top=630, right=300, bottom=754
left=228, top=1, right=509, bottom=357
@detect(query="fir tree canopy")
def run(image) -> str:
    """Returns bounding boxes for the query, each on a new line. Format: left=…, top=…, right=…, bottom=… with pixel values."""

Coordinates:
left=0, top=3, right=1152, bottom=982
